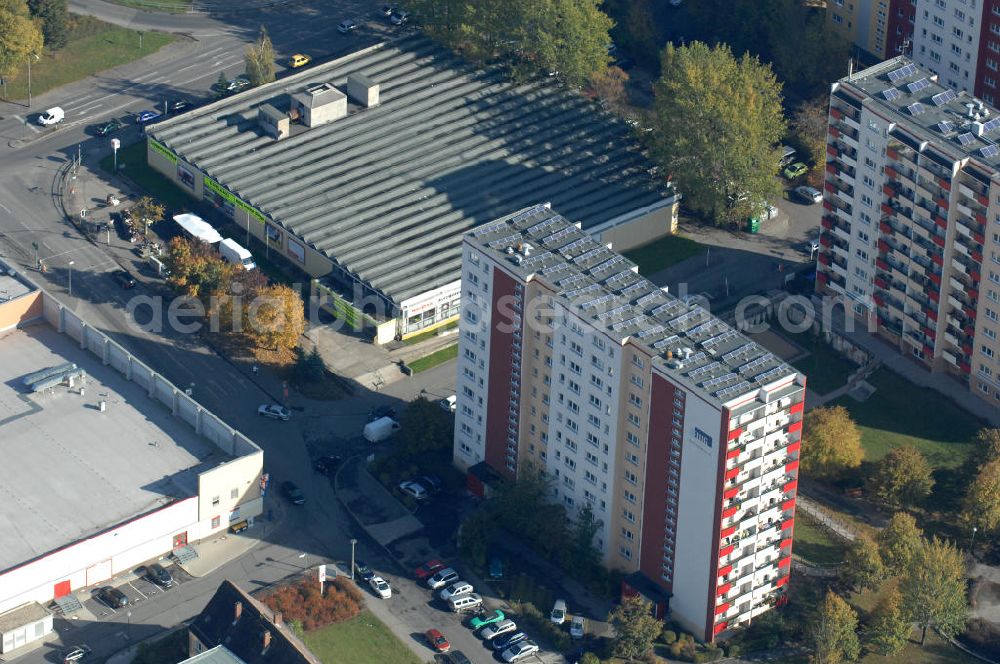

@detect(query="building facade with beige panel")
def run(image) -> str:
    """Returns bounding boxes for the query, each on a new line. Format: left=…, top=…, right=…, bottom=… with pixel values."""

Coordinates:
left=453, top=206, right=806, bottom=642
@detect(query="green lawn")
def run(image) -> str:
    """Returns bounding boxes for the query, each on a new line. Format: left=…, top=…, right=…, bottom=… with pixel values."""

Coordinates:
left=860, top=629, right=983, bottom=664
left=404, top=321, right=458, bottom=345
left=792, top=511, right=848, bottom=566
left=622, top=234, right=706, bottom=276
left=1, top=16, right=174, bottom=101
left=107, top=0, right=191, bottom=12
left=99, top=140, right=195, bottom=212
left=783, top=332, right=858, bottom=396
left=408, top=344, right=458, bottom=373
left=831, top=369, right=982, bottom=469
left=302, top=610, right=423, bottom=664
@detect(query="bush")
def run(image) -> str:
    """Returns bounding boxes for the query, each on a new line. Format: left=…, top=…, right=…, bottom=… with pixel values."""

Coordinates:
left=510, top=602, right=572, bottom=652
left=669, top=641, right=684, bottom=658
left=579, top=653, right=601, bottom=664
left=725, top=644, right=741, bottom=657
left=261, top=576, right=363, bottom=631
left=660, top=628, right=678, bottom=644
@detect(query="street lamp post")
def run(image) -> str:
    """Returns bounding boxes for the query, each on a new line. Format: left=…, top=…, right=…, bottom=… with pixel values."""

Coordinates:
left=350, top=538, right=357, bottom=580
left=126, top=610, right=132, bottom=640
left=27, top=54, right=38, bottom=108
left=971, top=526, right=978, bottom=557
left=68, top=260, right=75, bottom=296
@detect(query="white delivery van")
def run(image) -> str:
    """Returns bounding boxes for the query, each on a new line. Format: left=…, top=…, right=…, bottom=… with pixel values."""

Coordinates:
left=219, top=238, right=256, bottom=270
left=38, top=107, right=65, bottom=126
left=363, top=416, right=400, bottom=443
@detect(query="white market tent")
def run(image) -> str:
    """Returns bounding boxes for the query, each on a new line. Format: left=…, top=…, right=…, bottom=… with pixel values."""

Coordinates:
left=173, top=213, right=222, bottom=244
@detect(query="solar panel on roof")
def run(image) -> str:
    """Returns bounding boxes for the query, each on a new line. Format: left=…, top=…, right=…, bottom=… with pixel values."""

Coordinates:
left=906, top=102, right=925, bottom=115
left=887, top=62, right=917, bottom=82
left=981, top=144, right=1000, bottom=158
left=957, top=132, right=976, bottom=145
left=931, top=89, right=957, bottom=106
left=982, top=117, right=1000, bottom=134
left=907, top=78, right=930, bottom=94
left=936, top=120, right=954, bottom=134
left=882, top=88, right=901, bottom=101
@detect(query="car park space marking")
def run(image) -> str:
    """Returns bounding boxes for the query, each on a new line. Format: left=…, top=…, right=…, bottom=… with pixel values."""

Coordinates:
left=12, top=116, right=40, bottom=133
left=128, top=581, right=148, bottom=600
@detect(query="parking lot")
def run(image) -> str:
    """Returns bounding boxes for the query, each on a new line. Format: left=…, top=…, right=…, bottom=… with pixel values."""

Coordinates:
left=81, top=561, right=192, bottom=620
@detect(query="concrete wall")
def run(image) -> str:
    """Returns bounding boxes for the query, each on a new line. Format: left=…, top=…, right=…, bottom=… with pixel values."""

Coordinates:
left=0, top=606, right=53, bottom=653
left=0, top=291, right=42, bottom=334
left=592, top=201, right=679, bottom=254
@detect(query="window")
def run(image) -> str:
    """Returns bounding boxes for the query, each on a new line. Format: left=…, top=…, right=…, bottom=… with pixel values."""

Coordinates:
left=589, top=394, right=602, bottom=409
left=621, top=527, right=634, bottom=541
left=857, top=249, right=870, bottom=261
left=231, top=488, right=239, bottom=499
left=211, top=515, right=221, bottom=528
left=629, top=393, right=643, bottom=408
left=859, top=211, right=872, bottom=225
left=630, top=374, right=643, bottom=388
left=624, top=490, right=637, bottom=503
left=864, top=156, right=876, bottom=169
left=627, top=431, right=640, bottom=446
left=832, top=13, right=843, bottom=24
left=620, top=545, right=632, bottom=560
left=863, top=174, right=876, bottom=188
left=625, top=470, right=638, bottom=485
left=984, top=345, right=996, bottom=359
left=857, top=230, right=870, bottom=243
left=624, top=509, right=636, bottom=523
left=986, top=328, right=997, bottom=340
left=632, top=354, right=644, bottom=369
left=861, top=194, right=874, bottom=208
left=627, top=412, right=641, bottom=427
left=986, top=307, right=998, bottom=322
left=626, top=452, right=639, bottom=465
left=212, top=495, right=220, bottom=506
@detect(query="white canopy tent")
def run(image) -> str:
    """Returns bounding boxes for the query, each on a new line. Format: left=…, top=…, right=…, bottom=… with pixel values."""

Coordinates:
left=173, top=213, right=222, bottom=244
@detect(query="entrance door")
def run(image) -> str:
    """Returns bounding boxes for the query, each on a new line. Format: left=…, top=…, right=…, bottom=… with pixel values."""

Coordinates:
left=53, top=580, right=71, bottom=598
left=172, top=531, right=188, bottom=548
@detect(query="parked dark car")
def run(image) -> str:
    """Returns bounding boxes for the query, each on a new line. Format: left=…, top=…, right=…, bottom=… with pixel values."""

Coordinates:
left=96, top=586, right=128, bottom=608
left=354, top=559, right=375, bottom=582
left=167, top=99, right=191, bottom=113
left=146, top=562, right=173, bottom=587
left=416, top=474, right=443, bottom=493
left=111, top=269, right=136, bottom=289
left=281, top=480, right=305, bottom=505
left=95, top=118, right=126, bottom=136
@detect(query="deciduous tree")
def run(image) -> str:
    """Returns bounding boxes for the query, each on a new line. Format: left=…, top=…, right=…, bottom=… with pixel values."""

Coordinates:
left=609, top=595, right=662, bottom=661
left=244, top=24, right=275, bottom=86
left=866, top=585, right=911, bottom=656
left=399, top=396, right=453, bottom=454
left=27, top=0, right=66, bottom=49
left=244, top=283, right=304, bottom=351
left=842, top=534, right=885, bottom=592
left=868, top=445, right=934, bottom=508
left=131, top=196, right=165, bottom=232
left=651, top=41, right=785, bottom=226
left=587, top=65, right=629, bottom=115
left=801, top=405, right=863, bottom=479
left=899, top=537, right=968, bottom=645
left=809, top=590, right=860, bottom=664
left=963, top=457, right=1000, bottom=536
left=0, top=0, right=44, bottom=79
left=878, top=512, right=923, bottom=571
left=791, top=96, right=830, bottom=188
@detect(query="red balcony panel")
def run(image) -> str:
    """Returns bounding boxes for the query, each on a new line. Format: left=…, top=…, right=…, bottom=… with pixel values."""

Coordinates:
left=874, top=277, right=888, bottom=289
left=785, top=460, right=800, bottom=472
left=714, top=621, right=728, bottom=635
left=879, top=221, right=893, bottom=234
left=721, top=525, right=737, bottom=540
left=936, top=198, right=949, bottom=209
left=726, top=448, right=740, bottom=461
left=820, top=235, right=833, bottom=248
left=724, top=467, right=740, bottom=481
left=976, top=192, right=989, bottom=206
left=818, top=253, right=831, bottom=266
left=781, top=518, right=795, bottom=531
left=973, top=231, right=986, bottom=244
left=960, top=361, right=972, bottom=374
left=873, top=293, right=886, bottom=306
left=882, top=184, right=895, bottom=197
left=817, top=272, right=829, bottom=285
left=934, top=215, right=948, bottom=229
left=929, top=289, right=940, bottom=302
left=885, top=165, right=897, bottom=178
left=929, top=273, right=942, bottom=285
left=783, top=479, right=798, bottom=493
left=780, top=538, right=794, bottom=550
left=970, top=288, right=979, bottom=300
left=787, top=440, right=801, bottom=454
left=790, top=401, right=805, bottom=414
left=887, top=147, right=898, bottom=159
left=938, top=177, right=951, bottom=191
left=827, top=144, right=839, bottom=157
left=926, top=308, right=938, bottom=321
left=830, top=107, right=843, bottom=120
left=718, top=564, right=733, bottom=578
left=723, top=487, right=739, bottom=500
left=932, top=234, right=946, bottom=248
left=975, top=212, right=987, bottom=224
left=923, top=345, right=934, bottom=357
left=717, top=582, right=732, bottom=596
left=881, top=203, right=894, bottom=215
left=876, top=258, right=890, bottom=270
left=965, top=306, right=977, bottom=319
left=823, top=200, right=835, bottom=212
left=877, top=239, right=890, bottom=253
left=722, top=505, right=738, bottom=518
left=825, top=162, right=837, bottom=175
left=972, top=251, right=984, bottom=262
left=727, top=428, right=742, bottom=441
left=825, top=182, right=837, bottom=194
left=782, top=498, right=796, bottom=511
left=720, top=544, right=735, bottom=557
left=775, top=576, right=789, bottom=588
left=932, top=253, right=944, bottom=266
left=972, top=270, right=981, bottom=283
left=778, top=557, right=792, bottom=568
left=788, top=421, right=803, bottom=433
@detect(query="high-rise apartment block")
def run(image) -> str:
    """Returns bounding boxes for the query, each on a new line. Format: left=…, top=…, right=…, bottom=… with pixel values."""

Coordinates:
left=828, top=0, right=901, bottom=60
left=819, top=57, right=1000, bottom=406
left=453, top=205, right=807, bottom=642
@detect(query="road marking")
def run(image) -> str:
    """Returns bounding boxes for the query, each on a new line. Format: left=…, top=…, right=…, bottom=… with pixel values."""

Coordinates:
left=12, top=116, right=40, bottom=134
left=0, top=202, right=11, bottom=215
left=76, top=103, right=104, bottom=115
left=128, top=581, right=147, bottom=600
left=175, top=63, right=201, bottom=73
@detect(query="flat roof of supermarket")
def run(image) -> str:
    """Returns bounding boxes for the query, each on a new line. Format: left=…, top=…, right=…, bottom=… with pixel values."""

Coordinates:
left=0, top=325, right=224, bottom=572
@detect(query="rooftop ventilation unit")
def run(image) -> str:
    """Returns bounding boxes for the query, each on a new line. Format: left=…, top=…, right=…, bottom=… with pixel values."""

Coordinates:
left=291, top=82, right=346, bottom=128
left=347, top=73, right=380, bottom=108
left=257, top=104, right=289, bottom=140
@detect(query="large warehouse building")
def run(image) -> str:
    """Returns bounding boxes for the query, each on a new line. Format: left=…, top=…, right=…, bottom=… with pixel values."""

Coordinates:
left=146, top=36, right=679, bottom=343
left=454, top=205, right=806, bottom=642
left=0, top=265, right=263, bottom=654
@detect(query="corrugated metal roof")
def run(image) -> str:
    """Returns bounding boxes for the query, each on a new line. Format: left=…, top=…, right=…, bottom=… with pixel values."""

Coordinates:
left=150, top=37, right=671, bottom=304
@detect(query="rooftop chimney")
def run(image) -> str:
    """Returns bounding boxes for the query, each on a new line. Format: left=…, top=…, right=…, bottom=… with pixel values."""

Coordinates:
left=233, top=601, right=243, bottom=625
left=273, top=611, right=283, bottom=627
left=347, top=73, right=380, bottom=108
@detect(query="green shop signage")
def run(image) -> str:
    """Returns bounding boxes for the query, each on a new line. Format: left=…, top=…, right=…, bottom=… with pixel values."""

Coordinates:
left=203, top=177, right=266, bottom=224
left=148, top=138, right=177, bottom=164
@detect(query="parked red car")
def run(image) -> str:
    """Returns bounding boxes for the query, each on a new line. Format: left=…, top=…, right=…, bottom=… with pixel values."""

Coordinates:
left=414, top=559, right=445, bottom=580
left=425, top=628, right=450, bottom=653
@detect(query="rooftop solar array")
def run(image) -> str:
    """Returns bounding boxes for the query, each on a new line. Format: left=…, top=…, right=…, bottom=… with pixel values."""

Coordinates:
left=907, top=78, right=930, bottom=94
left=149, top=36, right=671, bottom=306
left=957, top=132, right=976, bottom=146
left=882, top=87, right=901, bottom=101
left=887, top=62, right=918, bottom=82
left=932, top=89, right=956, bottom=106
left=907, top=102, right=925, bottom=115
left=470, top=205, right=798, bottom=407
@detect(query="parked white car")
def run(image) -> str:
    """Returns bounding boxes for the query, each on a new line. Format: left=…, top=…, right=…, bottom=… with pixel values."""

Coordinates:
left=480, top=619, right=517, bottom=640
left=570, top=614, right=586, bottom=639
left=439, top=581, right=474, bottom=601
left=794, top=185, right=823, bottom=204
left=368, top=575, right=391, bottom=599
left=427, top=568, right=459, bottom=589
left=399, top=480, right=428, bottom=500
left=38, top=107, right=64, bottom=126
left=550, top=598, right=567, bottom=625
left=502, top=641, right=540, bottom=662
left=439, top=395, right=457, bottom=412
left=257, top=403, right=290, bottom=420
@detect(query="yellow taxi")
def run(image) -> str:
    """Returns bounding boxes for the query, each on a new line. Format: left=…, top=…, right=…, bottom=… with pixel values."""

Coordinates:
left=289, top=54, right=312, bottom=68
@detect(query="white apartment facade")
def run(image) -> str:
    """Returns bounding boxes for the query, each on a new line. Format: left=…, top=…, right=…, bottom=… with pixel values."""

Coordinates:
left=911, top=0, right=985, bottom=93
left=454, top=206, right=806, bottom=641
left=820, top=57, right=1000, bottom=405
